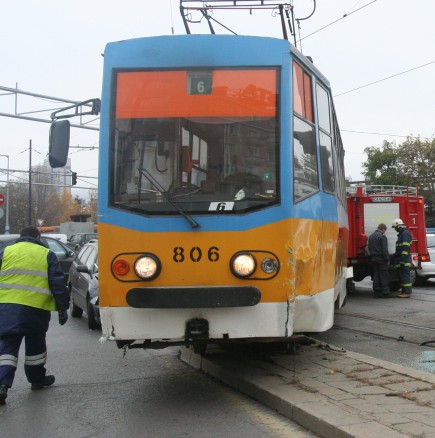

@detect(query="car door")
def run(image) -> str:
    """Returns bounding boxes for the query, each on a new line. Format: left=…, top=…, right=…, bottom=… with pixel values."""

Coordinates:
left=70, top=246, right=92, bottom=309
left=41, top=237, right=75, bottom=284
left=76, top=246, right=97, bottom=309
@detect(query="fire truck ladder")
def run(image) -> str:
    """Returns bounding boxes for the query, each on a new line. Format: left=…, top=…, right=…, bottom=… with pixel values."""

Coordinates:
left=179, top=0, right=316, bottom=47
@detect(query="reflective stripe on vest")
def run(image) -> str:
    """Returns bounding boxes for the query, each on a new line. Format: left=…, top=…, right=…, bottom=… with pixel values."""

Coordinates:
left=0, top=242, right=56, bottom=311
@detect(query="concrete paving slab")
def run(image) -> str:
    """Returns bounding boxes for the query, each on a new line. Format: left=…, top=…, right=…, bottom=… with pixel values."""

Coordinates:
left=384, top=380, right=434, bottom=392
left=180, top=339, right=435, bottom=437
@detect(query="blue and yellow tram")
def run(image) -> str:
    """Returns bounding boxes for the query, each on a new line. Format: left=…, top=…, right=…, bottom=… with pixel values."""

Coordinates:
left=91, top=34, right=350, bottom=350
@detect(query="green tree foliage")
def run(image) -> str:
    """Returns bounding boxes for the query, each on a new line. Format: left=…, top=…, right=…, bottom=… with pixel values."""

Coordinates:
left=362, top=141, right=400, bottom=185
left=362, top=137, right=435, bottom=227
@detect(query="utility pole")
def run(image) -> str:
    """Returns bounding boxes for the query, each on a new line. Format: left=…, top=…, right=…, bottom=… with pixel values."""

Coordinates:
left=28, top=139, right=32, bottom=226
left=0, top=154, right=9, bottom=234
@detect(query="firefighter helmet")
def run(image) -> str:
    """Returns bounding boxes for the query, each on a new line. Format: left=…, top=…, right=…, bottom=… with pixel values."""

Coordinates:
left=392, top=218, right=405, bottom=229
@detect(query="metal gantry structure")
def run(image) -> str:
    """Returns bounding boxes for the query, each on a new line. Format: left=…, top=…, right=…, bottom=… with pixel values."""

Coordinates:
left=0, top=85, right=99, bottom=183
left=0, top=84, right=99, bottom=131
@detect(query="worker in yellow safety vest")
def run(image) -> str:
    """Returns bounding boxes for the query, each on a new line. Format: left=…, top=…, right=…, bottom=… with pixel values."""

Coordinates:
left=0, top=226, right=70, bottom=405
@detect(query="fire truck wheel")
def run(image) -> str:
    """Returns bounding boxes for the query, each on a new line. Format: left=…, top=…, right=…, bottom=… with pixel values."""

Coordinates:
left=346, top=279, right=355, bottom=294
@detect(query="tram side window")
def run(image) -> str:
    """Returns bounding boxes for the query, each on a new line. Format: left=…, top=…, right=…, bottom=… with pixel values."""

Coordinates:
left=331, top=106, right=347, bottom=206
left=293, top=61, right=319, bottom=202
left=293, top=62, right=313, bottom=123
left=316, top=83, right=335, bottom=194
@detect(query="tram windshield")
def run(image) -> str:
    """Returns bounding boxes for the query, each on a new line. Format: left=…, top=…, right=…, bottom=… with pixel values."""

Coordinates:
left=110, top=68, right=279, bottom=215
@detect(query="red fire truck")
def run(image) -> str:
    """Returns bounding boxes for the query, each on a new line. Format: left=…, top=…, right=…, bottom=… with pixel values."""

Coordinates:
left=347, top=185, right=429, bottom=292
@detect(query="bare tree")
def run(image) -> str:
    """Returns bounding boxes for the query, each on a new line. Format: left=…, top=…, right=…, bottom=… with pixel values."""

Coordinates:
left=0, top=177, right=73, bottom=233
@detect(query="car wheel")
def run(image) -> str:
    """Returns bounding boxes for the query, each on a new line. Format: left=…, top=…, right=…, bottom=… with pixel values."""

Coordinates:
left=87, top=297, right=100, bottom=330
left=414, top=275, right=427, bottom=287
left=70, top=295, right=83, bottom=318
left=410, top=268, right=416, bottom=286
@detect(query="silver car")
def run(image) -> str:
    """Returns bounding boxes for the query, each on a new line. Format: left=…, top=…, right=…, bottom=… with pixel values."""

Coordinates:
left=0, top=234, right=75, bottom=285
left=68, top=240, right=100, bottom=329
left=414, top=233, right=435, bottom=285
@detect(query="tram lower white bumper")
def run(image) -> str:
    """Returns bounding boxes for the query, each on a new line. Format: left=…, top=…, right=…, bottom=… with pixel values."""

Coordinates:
left=100, top=288, right=334, bottom=342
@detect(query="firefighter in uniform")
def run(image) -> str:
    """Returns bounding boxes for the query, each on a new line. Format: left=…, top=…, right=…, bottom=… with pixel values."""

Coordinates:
left=0, top=226, right=69, bottom=405
left=392, top=218, right=413, bottom=298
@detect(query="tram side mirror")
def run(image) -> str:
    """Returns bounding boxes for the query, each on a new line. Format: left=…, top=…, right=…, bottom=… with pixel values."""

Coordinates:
left=49, top=120, right=71, bottom=168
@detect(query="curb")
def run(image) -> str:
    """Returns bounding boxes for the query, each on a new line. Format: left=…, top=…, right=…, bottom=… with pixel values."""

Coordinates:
left=180, top=344, right=412, bottom=438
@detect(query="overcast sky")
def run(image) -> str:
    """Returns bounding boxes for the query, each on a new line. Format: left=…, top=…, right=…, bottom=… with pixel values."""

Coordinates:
left=1, top=0, right=434, bottom=195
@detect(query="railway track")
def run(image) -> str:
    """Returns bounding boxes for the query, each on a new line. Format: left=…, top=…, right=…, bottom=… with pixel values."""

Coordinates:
left=315, top=306, right=435, bottom=351
left=311, top=282, right=435, bottom=372
left=337, top=310, right=435, bottom=334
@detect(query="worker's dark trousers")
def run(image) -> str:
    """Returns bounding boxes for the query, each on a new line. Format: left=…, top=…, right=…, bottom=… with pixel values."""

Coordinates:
left=397, top=266, right=412, bottom=294
left=372, top=262, right=390, bottom=295
left=0, top=332, right=47, bottom=388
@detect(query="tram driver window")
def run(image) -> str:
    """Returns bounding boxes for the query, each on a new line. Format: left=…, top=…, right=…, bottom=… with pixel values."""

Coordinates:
left=292, top=61, right=319, bottom=202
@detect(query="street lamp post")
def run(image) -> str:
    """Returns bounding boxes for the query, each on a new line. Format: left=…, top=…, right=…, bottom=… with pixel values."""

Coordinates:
left=0, top=154, right=10, bottom=234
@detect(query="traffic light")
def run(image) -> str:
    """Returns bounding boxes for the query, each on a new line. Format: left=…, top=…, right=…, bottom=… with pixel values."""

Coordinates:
left=72, top=172, right=77, bottom=186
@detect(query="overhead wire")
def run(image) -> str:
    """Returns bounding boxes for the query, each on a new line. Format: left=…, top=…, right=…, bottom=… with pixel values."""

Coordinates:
left=341, top=130, right=435, bottom=141
left=169, top=0, right=175, bottom=34
left=345, top=0, right=365, bottom=16
left=293, top=1, right=434, bottom=146
left=334, top=60, right=435, bottom=97
left=297, top=0, right=378, bottom=43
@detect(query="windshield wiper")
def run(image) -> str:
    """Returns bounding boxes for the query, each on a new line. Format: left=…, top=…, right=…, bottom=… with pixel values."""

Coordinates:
left=138, top=167, right=200, bottom=229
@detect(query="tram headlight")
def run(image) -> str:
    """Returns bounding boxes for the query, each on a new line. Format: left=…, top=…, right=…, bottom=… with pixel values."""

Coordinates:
left=231, top=253, right=256, bottom=278
left=134, top=254, right=161, bottom=280
left=261, top=257, right=278, bottom=274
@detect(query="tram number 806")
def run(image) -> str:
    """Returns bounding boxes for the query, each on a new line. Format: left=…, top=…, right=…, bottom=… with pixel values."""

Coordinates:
left=173, top=246, right=219, bottom=263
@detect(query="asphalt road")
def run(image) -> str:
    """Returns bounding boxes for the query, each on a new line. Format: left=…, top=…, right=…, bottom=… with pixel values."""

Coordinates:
left=312, top=278, right=435, bottom=374
left=0, top=314, right=317, bottom=438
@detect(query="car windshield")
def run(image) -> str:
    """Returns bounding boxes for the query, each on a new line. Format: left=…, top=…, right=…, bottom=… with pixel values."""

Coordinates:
left=0, top=236, right=19, bottom=249
left=110, top=68, right=279, bottom=216
left=43, top=238, right=67, bottom=257
left=427, top=235, right=435, bottom=249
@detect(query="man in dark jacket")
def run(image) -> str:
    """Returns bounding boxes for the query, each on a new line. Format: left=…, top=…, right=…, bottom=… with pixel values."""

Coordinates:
left=392, top=218, right=413, bottom=298
left=0, top=226, right=69, bottom=405
left=368, top=223, right=391, bottom=298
